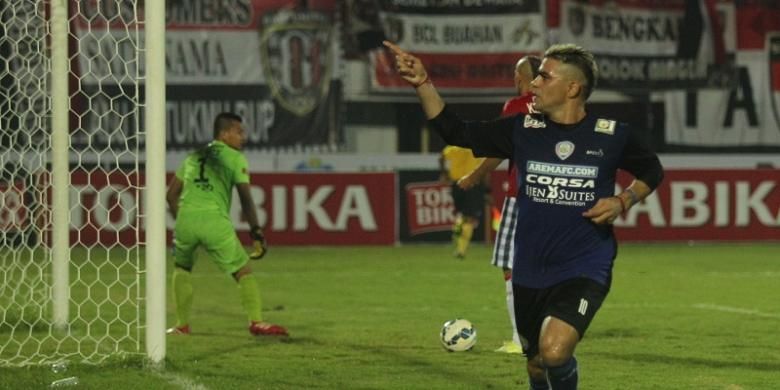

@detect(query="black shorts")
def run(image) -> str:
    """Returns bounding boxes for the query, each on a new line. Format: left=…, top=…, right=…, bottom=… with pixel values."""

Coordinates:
left=451, top=184, right=484, bottom=219
left=512, top=277, right=610, bottom=358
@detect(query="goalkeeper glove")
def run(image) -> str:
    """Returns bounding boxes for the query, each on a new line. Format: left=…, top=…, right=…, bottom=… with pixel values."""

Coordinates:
left=249, top=225, right=267, bottom=260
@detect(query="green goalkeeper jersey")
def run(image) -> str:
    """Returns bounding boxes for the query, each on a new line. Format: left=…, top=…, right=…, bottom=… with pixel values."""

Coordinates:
left=175, top=140, right=250, bottom=217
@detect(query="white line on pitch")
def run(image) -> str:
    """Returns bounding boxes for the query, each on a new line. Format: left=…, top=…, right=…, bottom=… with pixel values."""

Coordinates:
left=692, top=303, right=780, bottom=319
left=153, top=370, right=210, bottom=390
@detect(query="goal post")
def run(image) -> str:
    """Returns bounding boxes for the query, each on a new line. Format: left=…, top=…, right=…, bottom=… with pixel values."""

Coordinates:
left=145, top=0, right=167, bottom=365
left=50, top=0, right=71, bottom=331
left=0, top=1, right=166, bottom=366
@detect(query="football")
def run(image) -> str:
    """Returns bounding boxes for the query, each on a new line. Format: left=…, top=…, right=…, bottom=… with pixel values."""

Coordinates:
left=440, top=318, right=477, bottom=352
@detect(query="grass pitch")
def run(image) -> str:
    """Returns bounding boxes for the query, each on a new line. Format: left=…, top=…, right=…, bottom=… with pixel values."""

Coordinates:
left=2, top=243, right=779, bottom=389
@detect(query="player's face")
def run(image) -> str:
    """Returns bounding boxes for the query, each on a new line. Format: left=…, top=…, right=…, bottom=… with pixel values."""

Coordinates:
left=222, top=122, right=246, bottom=150
left=514, top=58, right=534, bottom=96
left=529, top=58, right=577, bottom=113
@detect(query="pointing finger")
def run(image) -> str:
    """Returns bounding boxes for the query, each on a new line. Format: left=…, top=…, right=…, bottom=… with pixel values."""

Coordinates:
left=383, top=40, right=405, bottom=55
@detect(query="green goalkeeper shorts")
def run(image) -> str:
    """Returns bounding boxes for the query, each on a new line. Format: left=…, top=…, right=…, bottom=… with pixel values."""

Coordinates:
left=173, top=210, right=248, bottom=274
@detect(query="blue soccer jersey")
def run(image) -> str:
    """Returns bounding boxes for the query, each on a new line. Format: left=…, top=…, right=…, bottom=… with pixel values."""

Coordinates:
left=430, top=106, right=663, bottom=288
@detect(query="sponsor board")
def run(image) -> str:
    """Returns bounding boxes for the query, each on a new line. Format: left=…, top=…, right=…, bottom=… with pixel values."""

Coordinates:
left=66, top=0, right=340, bottom=153
left=64, top=171, right=395, bottom=246
left=404, top=181, right=455, bottom=235
left=0, top=180, right=29, bottom=231
left=559, top=0, right=736, bottom=90
left=237, top=173, right=396, bottom=245
left=770, top=33, right=780, bottom=133
left=398, top=170, right=486, bottom=242
left=370, top=1, right=544, bottom=92
left=615, top=169, right=780, bottom=241
left=15, top=169, right=780, bottom=246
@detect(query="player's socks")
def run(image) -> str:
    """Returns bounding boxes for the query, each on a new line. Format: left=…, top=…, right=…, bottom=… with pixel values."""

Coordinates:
left=546, top=356, right=578, bottom=390
left=172, top=268, right=193, bottom=327
left=504, top=275, right=523, bottom=350
left=456, top=222, right=474, bottom=256
left=528, top=377, right=550, bottom=390
left=238, top=274, right=263, bottom=322
left=451, top=217, right=463, bottom=247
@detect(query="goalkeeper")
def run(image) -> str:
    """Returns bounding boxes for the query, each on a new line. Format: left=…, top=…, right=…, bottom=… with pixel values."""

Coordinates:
left=166, top=112, right=287, bottom=336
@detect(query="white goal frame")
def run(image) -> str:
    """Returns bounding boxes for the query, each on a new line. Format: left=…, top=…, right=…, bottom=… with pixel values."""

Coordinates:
left=0, top=1, right=165, bottom=366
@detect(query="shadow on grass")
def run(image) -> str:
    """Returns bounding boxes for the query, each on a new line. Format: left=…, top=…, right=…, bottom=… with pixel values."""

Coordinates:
left=338, top=341, right=519, bottom=389
left=174, top=335, right=518, bottom=389
left=600, top=352, right=780, bottom=372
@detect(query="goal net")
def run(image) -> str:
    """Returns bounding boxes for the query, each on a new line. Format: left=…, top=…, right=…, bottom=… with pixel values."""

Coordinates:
left=0, top=1, right=165, bottom=366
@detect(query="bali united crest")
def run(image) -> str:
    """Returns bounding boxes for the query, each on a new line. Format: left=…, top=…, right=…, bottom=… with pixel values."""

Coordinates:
left=769, top=33, right=780, bottom=130
left=260, top=10, right=332, bottom=116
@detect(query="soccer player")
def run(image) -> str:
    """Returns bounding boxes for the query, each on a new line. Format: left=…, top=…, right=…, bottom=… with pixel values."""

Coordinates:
left=166, top=112, right=287, bottom=337
left=458, top=55, right=541, bottom=355
left=439, top=145, right=486, bottom=259
left=384, top=41, right=664, bottom=389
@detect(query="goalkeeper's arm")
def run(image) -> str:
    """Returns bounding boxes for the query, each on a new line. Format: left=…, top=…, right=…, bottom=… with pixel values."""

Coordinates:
left=236, top=183, right=267, bottom=259
left=166, top=176, right=183, bottom=218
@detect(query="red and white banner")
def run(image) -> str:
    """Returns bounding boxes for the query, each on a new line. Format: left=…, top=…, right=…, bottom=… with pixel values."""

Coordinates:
left=664, top=2, right=780, bottom=146
left=404, top=181, right=455, bottom=235
left=0, top=180, right=29, bottom=231
left=370, top=1, right=545, bottom=92
left=236, top=173, right=397, bottom=245
left=615, top=169, right=780, bottom=241
left=69, top=170, right=142, bottom=247
left=66, top=171, right=396, bottom=246
left=557, top=0, right=735, bottom=90
left=46, top=169, right=780, bottom=245
left=67, top=0, right=340, bottom=153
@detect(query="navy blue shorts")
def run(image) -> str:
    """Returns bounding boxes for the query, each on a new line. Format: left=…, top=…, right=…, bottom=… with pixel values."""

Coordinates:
left=512, top=277, right=610, bottom=358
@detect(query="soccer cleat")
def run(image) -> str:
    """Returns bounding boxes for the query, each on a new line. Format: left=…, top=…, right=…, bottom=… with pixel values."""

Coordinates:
left=453, top=251, right=465, bottom=260
left=166, top=324, right=190, bottom=335
left=494, top=340, right=523, bottom=354
left=249, top=321, right=288, bottom=336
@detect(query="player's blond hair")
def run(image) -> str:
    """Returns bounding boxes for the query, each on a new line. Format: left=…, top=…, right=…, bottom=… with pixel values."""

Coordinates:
left=544, top=44, right=598, bottom=99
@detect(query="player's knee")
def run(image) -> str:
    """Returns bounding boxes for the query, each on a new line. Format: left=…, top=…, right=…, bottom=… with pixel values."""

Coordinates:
left=538, top=344, right=572, bottom=368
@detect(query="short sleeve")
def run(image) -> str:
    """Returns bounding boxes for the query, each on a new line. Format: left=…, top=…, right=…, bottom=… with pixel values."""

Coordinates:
left=175, top=158, right=186, bottom=180
left=234, top=154, right=250, bottom=184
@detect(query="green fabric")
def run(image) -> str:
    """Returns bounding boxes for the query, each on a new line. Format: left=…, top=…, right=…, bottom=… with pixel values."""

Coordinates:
left=173, top=210, right=249, bottom=274
left=172, top=268, right=193, bottom=327
left=238, top=274, right=263, bottom=322
left=176, top=140, right=249, bottom=218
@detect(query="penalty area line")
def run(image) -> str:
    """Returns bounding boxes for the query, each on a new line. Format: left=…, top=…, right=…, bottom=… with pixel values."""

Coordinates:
left=692, top=303, right=780, bottom=319
left=152, top=370, right=210, bottom=390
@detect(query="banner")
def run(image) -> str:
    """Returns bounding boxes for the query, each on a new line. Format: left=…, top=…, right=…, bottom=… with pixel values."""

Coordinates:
left=68, top=171, right=396, bottom=246
left=664, top=3, right=780, bottom=146
left=69, top=0, right=341, bottom=155
left=0, top=180, right=29, bottom=232
left=44, top=169, right=780, bottom=246
left=369, top=0, right=545, bottom=93
left=398, top=170, right=488, bottom=243
left=615, top=169, right=780, bottom=241
left=557, top=0, right=736, bottom=90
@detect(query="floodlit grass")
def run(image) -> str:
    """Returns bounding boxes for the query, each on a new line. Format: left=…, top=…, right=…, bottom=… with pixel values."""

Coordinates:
left=1, top=243, right=779, bottom=389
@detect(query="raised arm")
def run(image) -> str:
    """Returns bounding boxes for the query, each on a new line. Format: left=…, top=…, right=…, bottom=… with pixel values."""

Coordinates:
left=384, top=41, right=515, bottom=159
left=383, top=41, right=444, bottom=119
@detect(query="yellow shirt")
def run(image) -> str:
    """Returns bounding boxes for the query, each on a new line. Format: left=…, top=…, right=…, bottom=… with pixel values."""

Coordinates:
left=441, top=146, right=484, bottom=181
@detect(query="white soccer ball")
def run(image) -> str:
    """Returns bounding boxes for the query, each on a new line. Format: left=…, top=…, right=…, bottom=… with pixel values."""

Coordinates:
left=440, top=318, right=477, bottom=352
